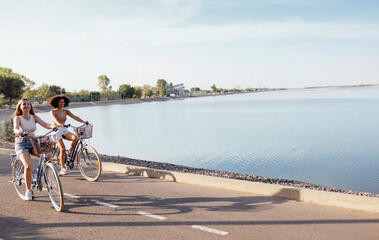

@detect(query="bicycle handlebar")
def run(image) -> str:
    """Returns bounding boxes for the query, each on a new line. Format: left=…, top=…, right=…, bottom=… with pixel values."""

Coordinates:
left=63, top=122, right=90, bottom=129
left=18, top=128, right=58, bottom=139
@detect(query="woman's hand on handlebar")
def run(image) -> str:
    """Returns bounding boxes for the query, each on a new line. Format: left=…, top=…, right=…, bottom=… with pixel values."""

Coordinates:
left=14, top=130, right=28, bottom=137
left=51, top=124, right=60, bottom=131
left=14, top=129, right=24, bottom=137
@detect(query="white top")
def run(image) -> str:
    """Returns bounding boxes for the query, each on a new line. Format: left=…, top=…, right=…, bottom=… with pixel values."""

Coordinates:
left=19, top=115, right=37, bottom=135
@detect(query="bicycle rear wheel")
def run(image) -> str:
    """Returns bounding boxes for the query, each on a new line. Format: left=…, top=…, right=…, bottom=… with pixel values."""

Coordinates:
left=44, top=162, right=64, bottom=212
left=12, top=157, right=27, bottom=200
left=77, top=145, right=102, bottom=181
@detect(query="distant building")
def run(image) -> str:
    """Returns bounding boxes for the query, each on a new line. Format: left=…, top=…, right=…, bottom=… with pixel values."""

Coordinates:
left=166, top=83, right=185, bottom=97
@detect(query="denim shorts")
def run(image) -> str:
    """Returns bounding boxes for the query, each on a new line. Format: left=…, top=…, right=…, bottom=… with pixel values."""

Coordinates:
left=15, top=137, right=34, bottom=156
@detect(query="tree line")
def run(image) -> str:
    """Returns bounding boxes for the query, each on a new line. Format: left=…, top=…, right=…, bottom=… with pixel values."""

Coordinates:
left=0, top=66, right=177, bottom=107
left=1, top=66, right=271, bottom=107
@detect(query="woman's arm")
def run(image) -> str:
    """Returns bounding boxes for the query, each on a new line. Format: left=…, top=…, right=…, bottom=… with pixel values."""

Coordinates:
left=13, top=117, right=23, bottom=137
left=35, top=115, right=56, bottom=129
left=66, top=110, right=87, bottom=123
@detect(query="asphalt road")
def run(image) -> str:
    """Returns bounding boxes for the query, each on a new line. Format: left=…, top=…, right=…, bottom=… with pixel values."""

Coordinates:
left=1, top=154, right=379, bottom=240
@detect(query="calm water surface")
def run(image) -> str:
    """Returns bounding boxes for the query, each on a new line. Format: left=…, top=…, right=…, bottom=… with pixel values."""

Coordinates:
left=37, top=87, right=379, bottom=194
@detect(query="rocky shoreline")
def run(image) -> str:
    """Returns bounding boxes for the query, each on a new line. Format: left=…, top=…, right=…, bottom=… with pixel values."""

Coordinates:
left=99, top=154, right=379, bottom=198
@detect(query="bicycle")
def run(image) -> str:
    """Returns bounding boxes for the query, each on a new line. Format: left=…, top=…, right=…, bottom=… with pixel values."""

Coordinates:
left=52, top=123, right=102, bottom=182
left=11, top=129, right=64, bottom=212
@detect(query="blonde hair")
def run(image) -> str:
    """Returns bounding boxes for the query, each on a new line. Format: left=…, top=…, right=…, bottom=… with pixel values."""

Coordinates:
left=14, top=98, right=35, bottom=116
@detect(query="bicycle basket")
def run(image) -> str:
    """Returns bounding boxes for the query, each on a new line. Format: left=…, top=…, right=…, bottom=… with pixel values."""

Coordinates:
left=75, top=124, right=93, bottom=139
left=31, top=134, right=57, bottom=154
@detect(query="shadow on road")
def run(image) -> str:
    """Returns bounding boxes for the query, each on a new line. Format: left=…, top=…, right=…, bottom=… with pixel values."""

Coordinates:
left=62, top=193, right=282, bottom=216
left=0, top=215, right=70, bottom=240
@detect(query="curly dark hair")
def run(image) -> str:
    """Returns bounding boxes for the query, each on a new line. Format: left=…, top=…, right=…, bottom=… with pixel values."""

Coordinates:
left=48, top=94, right=71, bottom=108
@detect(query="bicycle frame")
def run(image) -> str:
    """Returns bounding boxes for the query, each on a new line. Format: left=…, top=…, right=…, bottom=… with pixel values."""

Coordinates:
left=70, top=139, right=84, bottom=163
left=52, top=135, right=84, bottom=165
left=34, top=154, right=48, bottom=190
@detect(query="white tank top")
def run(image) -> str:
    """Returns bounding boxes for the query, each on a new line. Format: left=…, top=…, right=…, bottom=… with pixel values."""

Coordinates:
left=19, top=115, right=37, bottom=135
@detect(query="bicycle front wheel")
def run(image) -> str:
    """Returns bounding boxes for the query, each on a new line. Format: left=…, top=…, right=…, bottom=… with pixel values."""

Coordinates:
left=77, top=145, right=102, bottom=181
left=12, top=157, right=27, bottom=200
left=44, top=162, right=64, bottom=212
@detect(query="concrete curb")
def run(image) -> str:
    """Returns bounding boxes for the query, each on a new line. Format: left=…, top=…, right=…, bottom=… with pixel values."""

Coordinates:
left=101, top=162, right=379, bottom=214
left=2, top=148, right=377, bottom=214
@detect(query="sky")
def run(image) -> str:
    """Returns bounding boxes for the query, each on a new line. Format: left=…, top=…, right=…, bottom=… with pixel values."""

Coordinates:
left=1, top=0, right=379, bottom=92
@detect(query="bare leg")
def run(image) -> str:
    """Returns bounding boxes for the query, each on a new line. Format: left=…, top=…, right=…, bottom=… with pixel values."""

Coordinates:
left=64, top=132, right=78, bottom=154
left=56, top=139, right=66, bottom=169
left=19, top=152, right=33, bottom=191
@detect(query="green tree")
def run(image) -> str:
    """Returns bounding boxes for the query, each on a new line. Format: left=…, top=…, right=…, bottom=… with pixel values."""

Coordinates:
left=152, top=87, right=159, bottom=97
left=0, top=67, right=36, bottom=104
left=37, top=83, right=54, bottom=100
left=20, top=75, right=36, bottom=100
left=133, top=86, right=142, bottom=98
left=24, top=89, right=38, bottom=102
left=89, top=91, right=101, bottom=101
left=49, top=85, right=66, bottom=95
left=98, top=75, right=111, bottom=93
left=118, top=84, right=135, bottom=99
left=0, top=69, right=25, bottom=105
left=1, top=66, right=34, bottom=90
left=211, top=84, right=218, bottom=93
left=22, top=77, right=35, bottom=89
left=156, top=79, right=167, bottom=97
left=191, top=87, right=201, bottom=92
left=142, top=84, right=153, bottom=98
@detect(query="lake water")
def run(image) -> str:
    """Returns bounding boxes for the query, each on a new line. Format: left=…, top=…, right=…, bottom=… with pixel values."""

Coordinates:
left=37, top=87, right=379, bottom=194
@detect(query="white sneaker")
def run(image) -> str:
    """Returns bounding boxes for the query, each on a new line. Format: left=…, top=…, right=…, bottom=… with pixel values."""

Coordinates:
left=59, top=168, right=68, bottom=176
left=25, top=190, right=32, bottom=201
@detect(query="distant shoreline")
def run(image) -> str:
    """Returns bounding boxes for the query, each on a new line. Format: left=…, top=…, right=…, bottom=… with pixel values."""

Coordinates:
left=1, top=85, right=378, bottom=120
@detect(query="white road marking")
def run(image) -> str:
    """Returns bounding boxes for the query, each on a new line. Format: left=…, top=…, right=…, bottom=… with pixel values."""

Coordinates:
left=95, top=201, right=119, bottom=208
left=191, top=225, right=229, bottom=236
left=138, top=211, right=167, bottom=220
left=64, top=193, right=81, bottom=199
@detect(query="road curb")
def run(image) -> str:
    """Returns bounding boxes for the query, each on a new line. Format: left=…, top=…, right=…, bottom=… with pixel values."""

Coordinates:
left=2, top=148, right=377, bottom=214
left=101, top=161, right=379, bottom=214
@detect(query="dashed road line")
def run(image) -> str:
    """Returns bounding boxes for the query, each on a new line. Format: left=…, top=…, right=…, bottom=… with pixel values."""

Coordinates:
left=138, top=211, right=167, bottom=220
left=64, top=193, right=81, bottom=199
left=95, top=201, right=119, bottom=208
left=191, top=225, right=229, bottom=236
left=9, top=182, right=232, bottom=235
